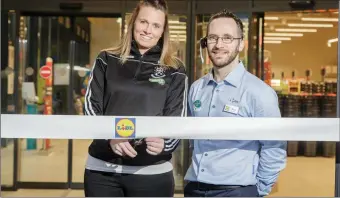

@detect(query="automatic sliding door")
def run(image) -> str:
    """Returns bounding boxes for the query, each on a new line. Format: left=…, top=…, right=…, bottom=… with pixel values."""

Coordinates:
left=15, top=15, right=69, bottom=186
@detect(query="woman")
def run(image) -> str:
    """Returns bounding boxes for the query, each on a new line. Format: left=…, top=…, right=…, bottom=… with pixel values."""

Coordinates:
left=83, top=0, right=188, bottom=197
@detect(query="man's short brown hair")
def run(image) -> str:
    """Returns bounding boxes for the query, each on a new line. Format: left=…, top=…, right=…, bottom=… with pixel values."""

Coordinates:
left=207, top=9, right=244, bottom=39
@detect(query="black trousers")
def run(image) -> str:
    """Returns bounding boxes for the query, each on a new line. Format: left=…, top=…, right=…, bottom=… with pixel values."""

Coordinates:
left=184, top=182, right=260, bottom=197
left=84, top=169, right=174, bottom=197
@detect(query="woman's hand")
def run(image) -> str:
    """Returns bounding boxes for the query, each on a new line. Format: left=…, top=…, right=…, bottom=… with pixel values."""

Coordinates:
left=145, top=138, right=164, bottom=155
left=109, top=139, right=137, bottom=158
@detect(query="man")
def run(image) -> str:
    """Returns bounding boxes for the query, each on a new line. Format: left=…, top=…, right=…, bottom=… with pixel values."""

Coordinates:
left=184, top=9, right=287, bottom=197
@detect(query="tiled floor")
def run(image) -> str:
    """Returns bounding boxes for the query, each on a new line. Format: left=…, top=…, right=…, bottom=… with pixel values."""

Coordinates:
left=1, top=139, right=184, bottom=185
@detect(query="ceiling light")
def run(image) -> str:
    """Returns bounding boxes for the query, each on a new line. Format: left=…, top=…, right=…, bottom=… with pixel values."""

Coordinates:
left=265, top=16, right=279, bottom=20
left=275, top=28, right=317, bottom=32
left=264, top=40, right=282, bottom=44
left=170, top=34, right=186, bottom=38
left=169, top=25, right=186, bottom=30
left=264, top=37, right=291, bottom=41
left=170, top=30, right=186, bottom=34
left=288, top=23, right=333, bottom=28
left=265, top=33, right=303, bottom=37
left=169, top=20, right=186, bottom=25
left=327, top=38, right=338, bottom=47
left=301, top=17, right=338, bottom=22
left=170, top=38, right=186, bottom=42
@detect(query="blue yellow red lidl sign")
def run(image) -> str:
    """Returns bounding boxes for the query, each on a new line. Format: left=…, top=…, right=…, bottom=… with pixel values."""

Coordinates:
left=115, top=118, right=136, bottom=138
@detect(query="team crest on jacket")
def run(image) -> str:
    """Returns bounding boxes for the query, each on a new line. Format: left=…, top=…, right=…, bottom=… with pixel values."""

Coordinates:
left=149, top=66, right=166, bottom=85
left=151, top=66, right=166, bottom=78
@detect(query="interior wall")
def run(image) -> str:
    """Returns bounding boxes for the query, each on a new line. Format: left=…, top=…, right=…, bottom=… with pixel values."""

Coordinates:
left=88, top=17, right=121, bottom=65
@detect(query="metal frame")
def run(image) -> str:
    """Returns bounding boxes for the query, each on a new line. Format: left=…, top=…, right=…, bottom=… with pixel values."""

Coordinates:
left=1, top=0, right=339, bottom=196
left=335, top=1, right=340, bottom=196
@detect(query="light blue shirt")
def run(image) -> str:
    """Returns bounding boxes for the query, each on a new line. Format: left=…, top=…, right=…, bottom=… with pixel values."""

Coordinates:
left=184, top=62, right=287, bottom=196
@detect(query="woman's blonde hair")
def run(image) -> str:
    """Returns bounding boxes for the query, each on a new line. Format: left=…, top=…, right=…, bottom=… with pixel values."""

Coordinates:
left=105, top=0, right=181, bottom=69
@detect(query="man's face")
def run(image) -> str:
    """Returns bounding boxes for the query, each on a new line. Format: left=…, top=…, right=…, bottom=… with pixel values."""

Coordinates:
left=206, top=17, right=244, bottom=68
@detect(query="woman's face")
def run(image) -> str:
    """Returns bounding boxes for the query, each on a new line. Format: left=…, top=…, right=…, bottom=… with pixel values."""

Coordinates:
left=133, top=6, right=165, bottom=54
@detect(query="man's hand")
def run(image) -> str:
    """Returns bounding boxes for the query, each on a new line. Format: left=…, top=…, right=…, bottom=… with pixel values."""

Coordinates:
left=145, top=138, right=164, bottom=155
left=109, top=139, right=137, bottom=158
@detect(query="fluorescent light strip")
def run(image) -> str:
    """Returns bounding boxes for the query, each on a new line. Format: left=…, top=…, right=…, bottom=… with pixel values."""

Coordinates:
left=288, top=23, right=333, bottom=28
left=170, top=30, right=186, bottom=34
left=170, top=35, right=186, bottom=38
left=265, top=33, right=303, bottom=37
left=169, top=20, right=186, bottom=25
left=265, top=16, right=279, bottom=20
left=301, top=17, right=338, bottom=22
left=327, top=38, right=338, bottom=47
left=169, top=25, right=186, bottom=30
left=264, top=40, right=282, bottom=44
left=275, top=28, right=317, bottom=32
left=328, top=38, right=338, bottom=43
left=264, top=37, right=291, bottom=41
left=170, top=38, right=186, bottom=42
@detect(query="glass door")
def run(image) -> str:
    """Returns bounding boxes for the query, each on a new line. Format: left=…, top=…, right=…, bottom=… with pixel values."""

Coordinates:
left=10, top=14, right=86, bottom=188
left=248, top=12, right=265, bottom=80
left=1, top=11, right=17, bottom=190
left=15, top=15, right=69, bottom=186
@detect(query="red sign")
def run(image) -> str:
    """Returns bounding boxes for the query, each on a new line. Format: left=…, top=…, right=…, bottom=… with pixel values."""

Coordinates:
left=40, top=66, right=52, bottom=79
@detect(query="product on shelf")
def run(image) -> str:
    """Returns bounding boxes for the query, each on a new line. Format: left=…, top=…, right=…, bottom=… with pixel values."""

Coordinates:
left=274, top=67, right=337, bottom=158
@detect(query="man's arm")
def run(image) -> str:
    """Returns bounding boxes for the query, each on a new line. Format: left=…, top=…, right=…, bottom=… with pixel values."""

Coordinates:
left=254, top=88, right=287, bottom=196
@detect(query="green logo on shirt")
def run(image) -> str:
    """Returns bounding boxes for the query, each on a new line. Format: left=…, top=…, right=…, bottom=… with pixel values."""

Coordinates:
left=193, top=100, right=201, bottom=108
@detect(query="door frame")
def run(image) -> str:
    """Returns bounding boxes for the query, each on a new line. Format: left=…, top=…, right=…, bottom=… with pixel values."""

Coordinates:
left=1, top=0, right=339, bottom=196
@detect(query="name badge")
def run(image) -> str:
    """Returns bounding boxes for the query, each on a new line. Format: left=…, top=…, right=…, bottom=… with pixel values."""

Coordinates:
left=223, top=104, right=239, bottom=114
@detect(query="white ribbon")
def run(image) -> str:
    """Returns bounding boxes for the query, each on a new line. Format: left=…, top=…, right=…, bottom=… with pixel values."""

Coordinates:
left=1, top=114, right=339, bottom=141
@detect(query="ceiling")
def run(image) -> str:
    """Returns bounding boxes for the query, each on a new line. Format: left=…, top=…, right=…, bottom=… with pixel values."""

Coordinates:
left=263, top=10, right=338, bottom=45
left=112, top=10, right=339, bottom=44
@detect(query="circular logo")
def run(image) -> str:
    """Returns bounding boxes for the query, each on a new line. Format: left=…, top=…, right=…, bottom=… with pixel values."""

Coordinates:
left=116, top=119, right=135, bottom=137
left=193, top=100, right=201, bottom=108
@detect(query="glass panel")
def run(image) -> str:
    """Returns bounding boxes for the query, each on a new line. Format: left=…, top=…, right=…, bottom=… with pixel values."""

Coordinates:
left=264, top=10, right=338, bottom=196
left=194, top=13, right=250, bottom=81
left=168, top=14, right=188, bottom=190
left=17, top=16, right=68, bottom=183
left=1, top=11, right=16, bottom=188
left=72, top=17, right=122, bottom=183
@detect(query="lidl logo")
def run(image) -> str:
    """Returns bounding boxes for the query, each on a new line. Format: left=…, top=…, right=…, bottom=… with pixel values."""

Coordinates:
left=115, top=118, right=136, bottom=138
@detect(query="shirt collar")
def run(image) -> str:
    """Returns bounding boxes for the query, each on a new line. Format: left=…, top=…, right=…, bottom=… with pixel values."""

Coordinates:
left=204, top=62, right=246, bottom=88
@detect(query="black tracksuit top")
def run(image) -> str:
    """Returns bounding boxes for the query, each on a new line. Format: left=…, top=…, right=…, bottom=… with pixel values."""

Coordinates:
left=84, top=41, right=188, bottom=166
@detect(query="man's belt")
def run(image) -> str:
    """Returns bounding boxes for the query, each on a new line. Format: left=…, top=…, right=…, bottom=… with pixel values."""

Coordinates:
left=189, top=181, right=246, bottom=190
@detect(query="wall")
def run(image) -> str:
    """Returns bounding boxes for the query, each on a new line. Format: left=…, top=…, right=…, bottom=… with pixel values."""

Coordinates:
left=265, top=26, right=338, bottom=82
left=88, top=17, right=121, bottom=65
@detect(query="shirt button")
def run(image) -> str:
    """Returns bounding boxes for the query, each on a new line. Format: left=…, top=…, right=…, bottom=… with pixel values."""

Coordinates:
left=205, top=153, right=208, bottom=156
left=216, top=89, right=219, bottom=92
left=201, top=169, right=205, bottom=172
left=212, top=105, right=215, bottom=108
